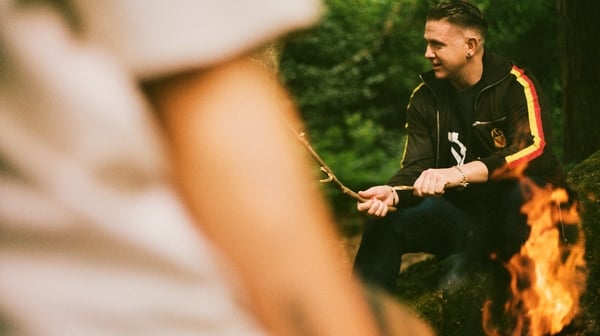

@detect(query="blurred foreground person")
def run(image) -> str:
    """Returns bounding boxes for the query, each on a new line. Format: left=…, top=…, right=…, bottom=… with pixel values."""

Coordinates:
left=0, top=1, right=433, bottom=335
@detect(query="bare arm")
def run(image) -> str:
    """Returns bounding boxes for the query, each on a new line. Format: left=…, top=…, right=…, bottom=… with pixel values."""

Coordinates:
left=145, top=57, right=382, bottom=336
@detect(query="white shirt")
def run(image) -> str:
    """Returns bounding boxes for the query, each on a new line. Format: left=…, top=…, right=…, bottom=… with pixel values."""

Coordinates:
left=0, top=1, right=321, bottom=335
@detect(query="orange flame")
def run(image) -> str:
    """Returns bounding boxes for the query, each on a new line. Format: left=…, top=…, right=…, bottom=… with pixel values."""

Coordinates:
left=485, top=179, right=587, bottom=335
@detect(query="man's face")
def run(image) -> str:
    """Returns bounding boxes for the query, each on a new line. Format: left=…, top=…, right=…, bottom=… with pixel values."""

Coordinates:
left=423, top=19, right=470, bottom=81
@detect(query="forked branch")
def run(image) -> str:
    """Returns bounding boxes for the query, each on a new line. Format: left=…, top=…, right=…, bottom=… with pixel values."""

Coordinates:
left=291, top=127, right=414, bottom=211
left=295, top=131, right=367, bottom=203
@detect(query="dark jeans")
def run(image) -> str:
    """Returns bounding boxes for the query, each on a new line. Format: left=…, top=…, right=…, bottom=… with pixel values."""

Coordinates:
left=353, top=179, right=534, bottom=293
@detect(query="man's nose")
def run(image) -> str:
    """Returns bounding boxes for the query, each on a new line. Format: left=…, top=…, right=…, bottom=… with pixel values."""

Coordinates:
left=424, top=45, right=434, bottom=59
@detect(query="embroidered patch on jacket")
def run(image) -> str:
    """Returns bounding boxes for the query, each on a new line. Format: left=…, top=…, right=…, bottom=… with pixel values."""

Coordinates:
left=491, top=128, right=507, bottom=148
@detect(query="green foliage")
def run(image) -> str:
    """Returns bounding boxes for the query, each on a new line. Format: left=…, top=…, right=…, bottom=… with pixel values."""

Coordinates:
left=280, top=0, right=563, bottom=229
left=483, top=0, right=565, bottom=158
left=281, top=0, right=429, bottom=228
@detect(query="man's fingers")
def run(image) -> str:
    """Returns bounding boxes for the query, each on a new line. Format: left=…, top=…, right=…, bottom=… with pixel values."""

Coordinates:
left=368, top=199, right=387, bottom=217
left=414, top=170, right=449, bottom=197
left=357, top=187, right=392, bottom=217
left=358, top=188, right=378, bottom=199
left=357, top=199, right=373, bottom=212
left=377, top=201, right=389, bottom=217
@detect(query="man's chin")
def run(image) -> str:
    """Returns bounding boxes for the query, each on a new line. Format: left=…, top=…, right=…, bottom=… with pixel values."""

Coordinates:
left=433, top=70, right=447, bottom=79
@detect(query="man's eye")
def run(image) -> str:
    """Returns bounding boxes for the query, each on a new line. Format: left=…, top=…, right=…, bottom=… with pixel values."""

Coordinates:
left=427, top=41, right=443, bottom=49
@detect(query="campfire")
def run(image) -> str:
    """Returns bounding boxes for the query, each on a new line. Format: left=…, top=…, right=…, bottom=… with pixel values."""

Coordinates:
left=484, top=179, right=587, bottom=335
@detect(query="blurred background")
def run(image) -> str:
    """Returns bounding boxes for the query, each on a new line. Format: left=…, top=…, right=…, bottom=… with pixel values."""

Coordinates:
left=279, top=0, right=564, bottom=232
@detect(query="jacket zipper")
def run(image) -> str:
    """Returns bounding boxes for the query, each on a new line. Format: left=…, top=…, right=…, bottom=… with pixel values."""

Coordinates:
left=436, top=109, right=440, bottom=167
left=420, top=75, right=441, bottom=168
left=471, top=72, right=511, bottom=126
left=472, top=116, right=508, bottom=127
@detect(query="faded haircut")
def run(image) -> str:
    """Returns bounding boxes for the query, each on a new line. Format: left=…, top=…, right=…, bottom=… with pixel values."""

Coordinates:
left=427, top=1, right=488, bottom=38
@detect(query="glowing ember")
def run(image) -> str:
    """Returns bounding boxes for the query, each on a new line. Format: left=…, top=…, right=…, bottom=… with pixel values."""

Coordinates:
left=484, top=179, right=587, bottom=335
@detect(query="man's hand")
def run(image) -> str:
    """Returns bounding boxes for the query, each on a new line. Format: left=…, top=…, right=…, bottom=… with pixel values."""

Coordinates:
left=413, top=162, right=488, bottom=197
left=357, top=185, right=397, bottom=217
left=413, top=167, right=458, bottom=197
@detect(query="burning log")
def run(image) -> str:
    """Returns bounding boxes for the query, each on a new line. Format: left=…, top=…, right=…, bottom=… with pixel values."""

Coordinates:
left=394, top=152, right=600, bottom=336
left=483, top=180, right=587, bottom=336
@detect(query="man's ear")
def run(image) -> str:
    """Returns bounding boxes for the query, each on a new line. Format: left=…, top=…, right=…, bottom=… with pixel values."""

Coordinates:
left=465, top=36, right=480, bottom=57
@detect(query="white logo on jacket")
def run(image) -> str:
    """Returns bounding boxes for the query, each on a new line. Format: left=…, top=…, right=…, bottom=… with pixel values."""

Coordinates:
left=448, top=132, right=467, bottom=166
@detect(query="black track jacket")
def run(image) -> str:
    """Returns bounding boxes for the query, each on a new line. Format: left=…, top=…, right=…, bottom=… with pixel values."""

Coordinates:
left=388, top=52, right=565, bottom=205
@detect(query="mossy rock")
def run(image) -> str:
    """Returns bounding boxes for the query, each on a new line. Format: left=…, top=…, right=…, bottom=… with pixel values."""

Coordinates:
left=395, top=256, right=513, bottom=335
left=394, top=150, right=600, bottom=335
left=395, top=257, right=481, bottom=335
left=566, top=150, right=600, bottom=335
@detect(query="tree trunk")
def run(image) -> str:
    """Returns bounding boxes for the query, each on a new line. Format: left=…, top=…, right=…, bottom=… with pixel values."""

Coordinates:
left=557, top=0, right=600, bottom=163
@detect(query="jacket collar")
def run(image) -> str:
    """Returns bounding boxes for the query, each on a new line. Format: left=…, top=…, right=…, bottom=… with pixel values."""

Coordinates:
left=420, top=51, right=513, bottom=95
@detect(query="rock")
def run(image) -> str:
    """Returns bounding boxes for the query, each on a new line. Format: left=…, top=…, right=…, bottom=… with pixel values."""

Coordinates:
left=566, top=150, right=600, bottom=335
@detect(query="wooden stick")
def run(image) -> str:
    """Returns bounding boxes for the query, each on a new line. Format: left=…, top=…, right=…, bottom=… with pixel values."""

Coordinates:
left=291, top=126, right=414, bottom=211
left=295, top=130, right=367, bottom=202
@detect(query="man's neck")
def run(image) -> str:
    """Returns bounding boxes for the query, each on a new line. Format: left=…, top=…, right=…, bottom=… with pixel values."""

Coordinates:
left=451, top=57, right=484, bottom=91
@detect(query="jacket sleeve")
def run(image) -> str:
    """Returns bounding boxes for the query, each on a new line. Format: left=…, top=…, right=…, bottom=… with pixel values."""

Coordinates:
left=479, top=65, right=554, bottom=179
left=387, top=83, right=436, bottom=205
